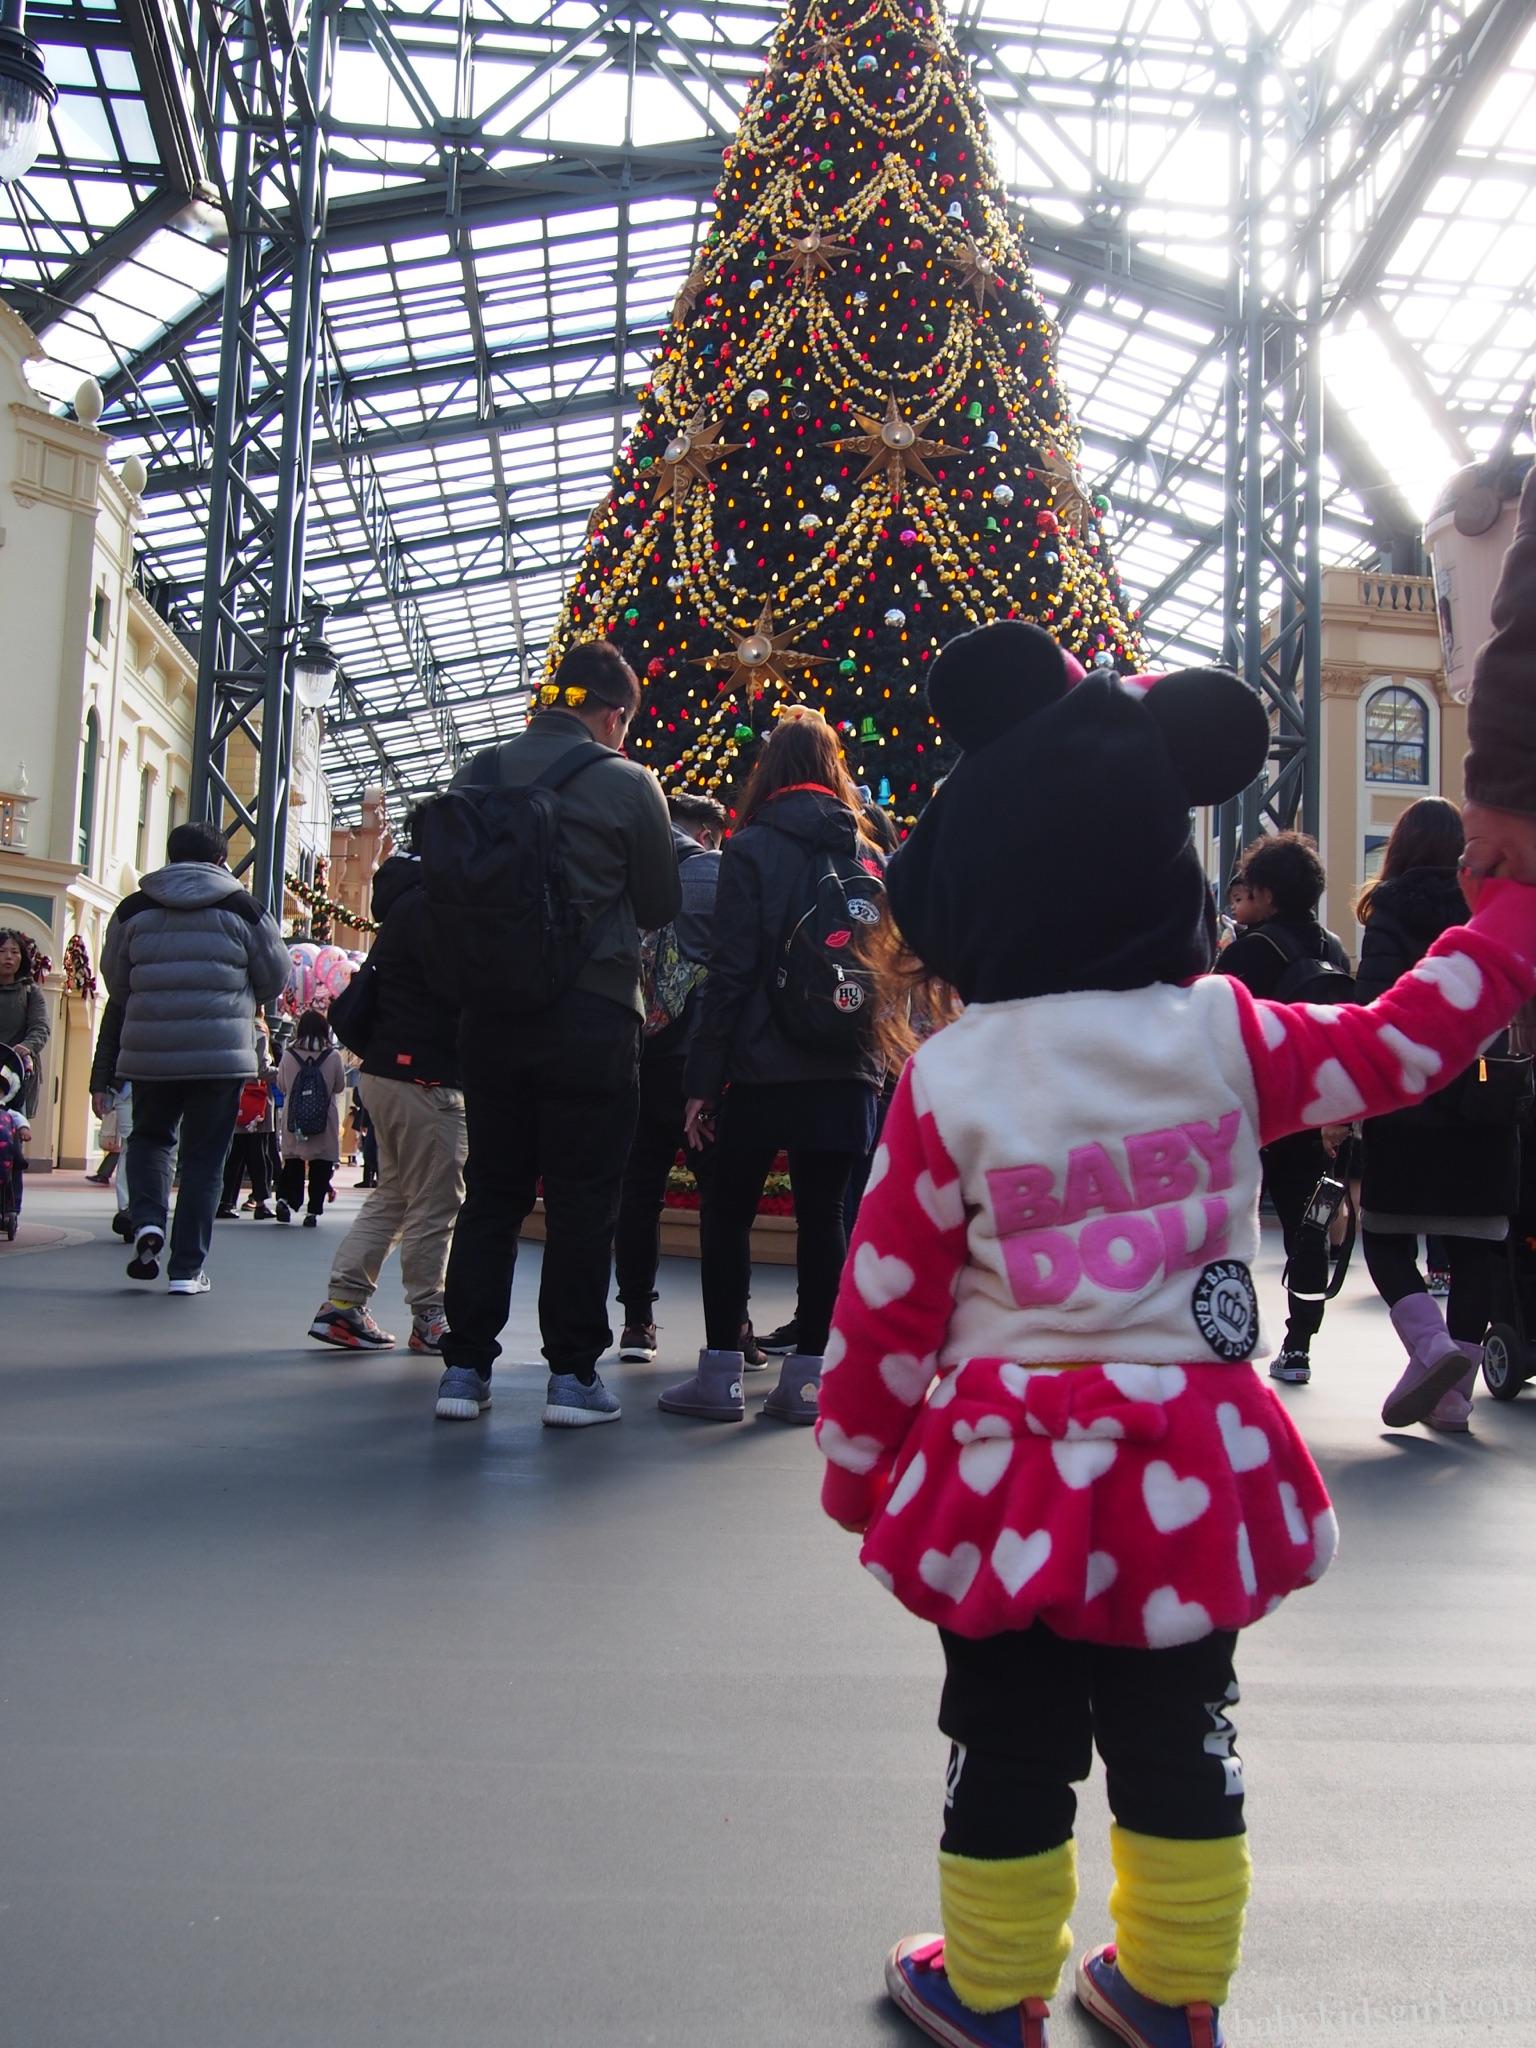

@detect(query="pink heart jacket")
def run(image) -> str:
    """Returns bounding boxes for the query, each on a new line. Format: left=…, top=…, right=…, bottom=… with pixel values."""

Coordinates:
left=816, top=882, right=1536, bottom=1647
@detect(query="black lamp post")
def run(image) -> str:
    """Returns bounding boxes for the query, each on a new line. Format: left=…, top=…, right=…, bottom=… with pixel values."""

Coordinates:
left=0, top=0, right=56, bottom=185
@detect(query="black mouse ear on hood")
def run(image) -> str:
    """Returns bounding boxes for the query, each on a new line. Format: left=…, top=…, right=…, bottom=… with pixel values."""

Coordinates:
left=926, top=619, right=1072, bottom=754
left=1142, top=666, right=1270, bottom=806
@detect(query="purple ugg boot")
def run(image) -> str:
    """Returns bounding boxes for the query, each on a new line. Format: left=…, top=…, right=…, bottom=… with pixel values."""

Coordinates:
left=1381, top=1293, right=1470, bottom=1428
left=1425, top=1341, right=1480, bottom=1434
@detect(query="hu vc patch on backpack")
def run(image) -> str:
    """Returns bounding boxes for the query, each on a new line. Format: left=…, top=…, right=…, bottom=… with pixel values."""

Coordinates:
left=770, top=850, right=885, bottom=1049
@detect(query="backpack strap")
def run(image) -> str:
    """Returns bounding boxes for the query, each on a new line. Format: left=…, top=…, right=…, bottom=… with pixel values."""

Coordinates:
left=531, top=740, right=612, bottom=793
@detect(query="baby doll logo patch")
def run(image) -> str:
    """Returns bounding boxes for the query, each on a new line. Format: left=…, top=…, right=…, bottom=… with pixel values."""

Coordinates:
left=1191, top=1260, right=1259, bottom=1361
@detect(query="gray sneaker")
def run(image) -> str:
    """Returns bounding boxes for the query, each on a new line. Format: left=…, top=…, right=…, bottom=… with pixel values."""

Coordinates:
left=435, top=1366, right=492, bottom=1420
left=543, top=1371, right=622, bottom=1428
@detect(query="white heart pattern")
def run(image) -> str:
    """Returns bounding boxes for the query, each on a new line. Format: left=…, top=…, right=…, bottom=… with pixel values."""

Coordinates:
left=957, top=1426, right=1014, bottom=1498
left=821, top=1328, right=847, bottom=1375
left=1084, top=1550, right=1118, bottom=1602
left=1300, top=1057, right=1367, bottom=1127
left=1102, top=1362, right=1187, bottom=1405
left=1258, top=1005, right=1289, bottom=1050
left=863, top=1142, right=891, bottom=1195
left=1142, top=1585, right=1213, bottom=1649
left=1216, top=1401, right=1270, bottom=1473
left=1377, top=1023, right=1443, bottom=1096
left=816, top=1418, right=885, bottom=1475
left=1306, top=1505, right=1340, bottom=1582
left=1236, top=1522, right=1257, bottom=1597
left=885, top=1451, right=927, bottom=1516
left=991, top=1527, right=1052, bottom=1596
left=1278, top=1479, right=1310, bottom=1545
left=879, top=1351, right=935, bottom=1405
left=854, top=1241, right=915, bottom=1311
left=864, top=1562, right=895, bottom=1591
left=1412, top=950, right=1483, bottom=1012
left=915, top=1170, right=966, bottom=1234
left=918, top=1542, right=981, bottom=1604
left=1142, top=1461, right=1212, bottom=1533
left=927, top=1369, right=961, bottom=1409
left=1000, top=1362, right=1058, bottom=1403
left=1051, top=1438, right=1119, bottom=1489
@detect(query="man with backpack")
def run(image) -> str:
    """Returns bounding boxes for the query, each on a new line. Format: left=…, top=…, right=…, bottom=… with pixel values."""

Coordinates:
left=611, top=792, right=726, bottom=1363
left=1217, top=831, right=1355, bottom=1384
left=99, top=821, right=292, bottom=1294
left=422, top=640, right=678, bottom=1426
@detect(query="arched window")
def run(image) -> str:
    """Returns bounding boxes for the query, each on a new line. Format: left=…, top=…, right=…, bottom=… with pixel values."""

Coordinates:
left=77, top=710, right=100, bottom=867
left=1364, top=685, right=1429, bottom=785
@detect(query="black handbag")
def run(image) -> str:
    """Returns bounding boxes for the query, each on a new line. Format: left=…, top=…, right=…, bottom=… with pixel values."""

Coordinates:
left=327, top=957, right=381, bottom=1055
left=1457, top=1052, right=1535, bottom=1126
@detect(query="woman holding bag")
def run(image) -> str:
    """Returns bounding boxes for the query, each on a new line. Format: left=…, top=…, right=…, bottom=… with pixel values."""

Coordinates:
left=1356, top=797, right=1522, bottom=1433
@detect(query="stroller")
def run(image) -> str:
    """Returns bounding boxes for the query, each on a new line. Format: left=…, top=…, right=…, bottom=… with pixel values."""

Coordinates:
left=0, top=1042, right=27, bottom=1240
left=1483, top=1132, right=1536, bottom=1401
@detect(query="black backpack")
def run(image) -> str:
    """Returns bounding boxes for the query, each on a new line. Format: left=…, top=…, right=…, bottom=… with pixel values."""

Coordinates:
left=418, top=740, right=610, bottom=1012
left=769, top=845, right=886, bottom=1050
left=1260, top=925, right=1355, bottom=1007
left=287, top=1053, right=332, bottom=1138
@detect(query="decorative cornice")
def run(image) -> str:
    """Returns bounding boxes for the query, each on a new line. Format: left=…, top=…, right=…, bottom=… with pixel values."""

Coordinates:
left=0, top=300, right=45, bottom=366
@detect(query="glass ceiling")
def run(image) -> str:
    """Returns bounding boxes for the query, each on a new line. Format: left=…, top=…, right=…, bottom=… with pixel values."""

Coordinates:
left=2, top=0, right=1533, bottom=805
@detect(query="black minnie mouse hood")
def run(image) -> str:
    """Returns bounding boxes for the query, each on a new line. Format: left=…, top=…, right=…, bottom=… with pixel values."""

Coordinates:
left=886, top=621, right=1270, bottom=1003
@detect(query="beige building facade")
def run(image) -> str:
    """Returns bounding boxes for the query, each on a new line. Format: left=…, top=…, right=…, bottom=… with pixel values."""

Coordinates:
left=0, top=302, right=199, bottom=1169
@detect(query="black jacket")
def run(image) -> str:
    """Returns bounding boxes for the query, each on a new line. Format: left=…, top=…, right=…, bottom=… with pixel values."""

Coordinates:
left=684, top=789, right=884, bottom=1099
left=1216, top=912, right=1350, bottom=998
left=357, top=855, right=461, bottom=1089
left=1355, top=865, right=1518, bottom=1221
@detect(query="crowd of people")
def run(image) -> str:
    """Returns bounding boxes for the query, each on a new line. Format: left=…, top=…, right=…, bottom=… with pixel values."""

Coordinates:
left=11, top=461, right=1533, bottom=2048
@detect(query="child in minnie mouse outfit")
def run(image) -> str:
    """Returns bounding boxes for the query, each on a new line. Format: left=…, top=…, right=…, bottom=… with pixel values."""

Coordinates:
left=814, top=622, right=1536, bottom=2048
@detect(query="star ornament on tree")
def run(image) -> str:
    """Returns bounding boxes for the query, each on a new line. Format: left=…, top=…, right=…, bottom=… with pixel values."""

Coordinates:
left=650, top=414, right=744, bottom=509
left=945, top=233, right=1001, bottom=313
left=1040, top=446, right=1093, bottom=535
left=699, top=602, right=832, bottom=700
left=671, top=266, right=709, bottom=324
left=782, top=225, right=855, bottom=284
left=828, top=395, right=960, bottom=507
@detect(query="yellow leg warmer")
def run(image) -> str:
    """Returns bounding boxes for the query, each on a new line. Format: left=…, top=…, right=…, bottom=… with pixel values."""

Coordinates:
left=938, top=1842, right=1077, bottom=2011
left=1108, top=1826, right=1251, bottom=2009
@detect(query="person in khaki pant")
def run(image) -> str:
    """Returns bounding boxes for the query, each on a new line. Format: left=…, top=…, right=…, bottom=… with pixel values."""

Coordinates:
left=307, top=827, right=466, bottom=1354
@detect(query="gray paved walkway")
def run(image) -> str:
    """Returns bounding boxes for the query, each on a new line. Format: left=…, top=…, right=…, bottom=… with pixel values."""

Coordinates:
left=3, top=1178, right=1535, bottom=2047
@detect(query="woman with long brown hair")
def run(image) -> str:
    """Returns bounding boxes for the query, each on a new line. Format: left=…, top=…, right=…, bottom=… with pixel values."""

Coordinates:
left=659, top=707, right=894, bottom=1426
left=1355, top=795, right=1514, bottom=1431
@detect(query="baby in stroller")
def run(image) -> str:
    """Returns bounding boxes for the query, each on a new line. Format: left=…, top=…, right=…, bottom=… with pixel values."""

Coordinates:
left=0, top=1042, right=32, bottom=1240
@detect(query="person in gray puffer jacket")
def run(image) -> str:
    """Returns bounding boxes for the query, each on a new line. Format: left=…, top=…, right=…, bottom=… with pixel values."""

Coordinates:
left=100, top=820, right=291, bottom=1293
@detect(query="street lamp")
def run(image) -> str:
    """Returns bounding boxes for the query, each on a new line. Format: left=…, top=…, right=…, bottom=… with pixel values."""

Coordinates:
left=0, top=0, right=56, bottom=186
left=291, top=602, right=339, bottom=712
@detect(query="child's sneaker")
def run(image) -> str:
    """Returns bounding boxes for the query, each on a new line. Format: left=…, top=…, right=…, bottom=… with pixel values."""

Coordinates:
left=1075, top=1945, right=1223, bottom=2048
left=310, top=1302, right=395, bottom=1349
left=1427, top=1267, right=1451, bottom=1298
left=409, top=1311, right=448, bottom=1354
left=618, top=1321, right=657, bottom=1362
left=435, top=1367, right=491, bottom=1420
left=1268, top=1347, right=1310, bottom=1384
left=886, top=1934, right=1050, bottom=2047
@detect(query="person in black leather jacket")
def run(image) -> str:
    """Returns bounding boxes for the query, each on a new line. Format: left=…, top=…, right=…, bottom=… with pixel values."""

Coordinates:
left=1355, top=798, right=1514, bottom=1433
left=659, top=709, right=887, bottom=1426
left=1217, top=832, right=1352, bottom=1385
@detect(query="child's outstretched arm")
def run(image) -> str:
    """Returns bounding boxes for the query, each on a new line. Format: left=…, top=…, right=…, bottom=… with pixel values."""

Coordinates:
left=1232, top=878, right=1536, bottom=1146
left=816, top=1060, right=970, bottom=1531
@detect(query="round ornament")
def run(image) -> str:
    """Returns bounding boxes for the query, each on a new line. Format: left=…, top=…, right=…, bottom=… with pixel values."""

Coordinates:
left=746, top=387, right=770, bottom=409
left=992, top=484, right=1014, bottom=507
left=799, top=512, right=823, bottom=533
left=884, top=608, right=906, bottom=627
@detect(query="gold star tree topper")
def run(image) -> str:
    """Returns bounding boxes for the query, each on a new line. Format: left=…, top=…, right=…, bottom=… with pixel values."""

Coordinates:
left=649, top=414, right=744, bottom=509
left=699, top=601, right=832, bottom=700
left=828, top=395, right=960, bottom=506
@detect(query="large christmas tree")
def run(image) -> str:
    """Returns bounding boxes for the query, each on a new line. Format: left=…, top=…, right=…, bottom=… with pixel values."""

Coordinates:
left=544, top=0, right=1144, bottom=823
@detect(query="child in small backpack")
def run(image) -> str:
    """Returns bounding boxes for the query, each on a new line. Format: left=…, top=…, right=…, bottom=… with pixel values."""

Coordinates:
left=814, top=622, right=1536, bottom=2048
left=275, top=1009, right=347, bottom=1225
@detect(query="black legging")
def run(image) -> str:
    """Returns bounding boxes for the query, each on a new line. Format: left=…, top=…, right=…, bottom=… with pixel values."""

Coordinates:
left=1362, top=1229, right=1496, bottom=1344
left=700, top=1139, right=858, bottom=1355
left=1261, top=1131, right=1331, bottom=1352
left=277, top=1157, right=334, bottom=1217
